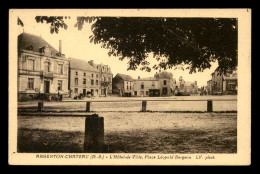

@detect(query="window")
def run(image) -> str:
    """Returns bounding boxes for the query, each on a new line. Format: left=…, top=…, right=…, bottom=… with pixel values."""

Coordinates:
left=141, top=82, right=144, bottom=89
left=146, top=91, right=149, bottom=96
left=127, top=85, right=129, bottom=90
left=130, top=85, right=131, bottom=90
left=164, top=80, right=167, bottom=85
left=58, top=80, right=62, bottom=90
left=28, top=78, right=34, bottom=89
left=96, top=80, right=98, bottom=85
left=75, top=78, right=78, bottom=85
left=75, top=71, right=78, bottom=75
left=134, top=91, right=137, bottom=95
left=83, top=72, right=86, bottom=76
left=28, top=59, right=35, bottom=71
left=91, top=80, right=94, bottom=85
left=96, top=74, right=98, bottom=78
left=83, top=79, right=86, bottom=84
left=74, top=88, right=78, bottom=94
left=91, top=74, right=94, bottom=78
left=104, top=77, right=106, bottom=82
left=58, top=64, right=63, bottom=75
left=44, top=61, right=50, bottom=72
left=152, top=81, right=155, bottom=88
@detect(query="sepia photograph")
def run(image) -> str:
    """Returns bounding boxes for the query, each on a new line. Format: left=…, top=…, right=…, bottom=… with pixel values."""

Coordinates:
left=9, top=9, right=251, bottom=165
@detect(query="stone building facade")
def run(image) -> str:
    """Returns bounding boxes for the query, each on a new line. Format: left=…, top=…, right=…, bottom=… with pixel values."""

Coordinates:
left=175, top=79, right=198, bottom=95
left=18, top=33, right=69, bottom=100
left=133, top=77, right=160, bottom=97
left=207, top=69, right=237, bottom=95
left=112, top=73, right=134, bottom=97
left=88, top=60, right=113, bottom=96
left=154, top=71, right=176, bottom=96
left=69, top=58, right=101, bottom=98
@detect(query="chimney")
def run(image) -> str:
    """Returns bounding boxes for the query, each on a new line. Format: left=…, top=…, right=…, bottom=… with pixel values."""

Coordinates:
left=59, top=40, right=62, bottom=54
left=89, top=60, right=94, bottom=66
left=138, top=76, right=140, bottom=79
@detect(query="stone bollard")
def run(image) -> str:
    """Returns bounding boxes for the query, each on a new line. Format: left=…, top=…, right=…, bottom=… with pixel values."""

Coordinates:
left=84, top=114, right=104, bottom=153
left=38, top=101, right=44, bottom=112
left=86, top=102, right=91, bottom=112
left=207, top=100, right=213, bottom=112
left=142, top=100, right=147, bottom=112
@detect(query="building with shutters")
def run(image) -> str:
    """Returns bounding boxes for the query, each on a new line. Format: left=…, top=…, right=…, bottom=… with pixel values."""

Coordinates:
left=112, top=73, right=134, bottom=97
left=207, top=69, right=237, bottom=95
left=133, top=77, right=160, bottom=97
left=153, top=71, right=176, bottom=96
left=68, top=58, right=101, bottom=98
left=174, top=78, right=198, bottom=96
left=88, top=60, right=113, bottom=96
left=18, top=33, right=69, bottom=101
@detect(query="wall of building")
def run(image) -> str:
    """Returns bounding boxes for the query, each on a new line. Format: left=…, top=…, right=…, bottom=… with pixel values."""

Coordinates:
left=69, top=69, right=101, bottom=98
left=18, top=51, right=69, bottom=98
left=89, top=61, right=113, bottom=95
left=123, top=81, right=134, bottom=94
left=112, top=77, right=124, bottom=95
left=158, top=78, right=174, bottom=96
left=101, top=73, right=113, bottom=95
left=133, top=80, right=160, bottom=97
left=207, top=70, right=237, bottom=95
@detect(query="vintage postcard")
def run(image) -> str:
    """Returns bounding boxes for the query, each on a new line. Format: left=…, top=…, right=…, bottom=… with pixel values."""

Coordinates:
left=9, top=9, right=251, bottom=165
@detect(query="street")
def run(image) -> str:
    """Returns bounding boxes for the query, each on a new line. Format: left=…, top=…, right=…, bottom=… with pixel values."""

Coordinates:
left=18, top=95, right=237, bottom=112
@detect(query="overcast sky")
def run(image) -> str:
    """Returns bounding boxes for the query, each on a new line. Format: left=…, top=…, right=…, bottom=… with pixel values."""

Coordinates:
left=17, top=16, right=218, bottom=87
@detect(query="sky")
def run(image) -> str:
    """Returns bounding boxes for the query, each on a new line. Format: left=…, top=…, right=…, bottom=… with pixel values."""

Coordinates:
left=17, top=16, right=218, bottom=87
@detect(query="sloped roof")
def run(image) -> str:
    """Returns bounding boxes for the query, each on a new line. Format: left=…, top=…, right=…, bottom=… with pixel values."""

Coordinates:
left=176, top=81, right=196, bottom=87
left=136, top=77, right=158, bottom=81
left=154, top=71, right=173, bottom=79
left=115, top=73, right=134, bottom=81
left=69, top=58, right=99, bottom=72
left=18, top=32, right=59, bottom=55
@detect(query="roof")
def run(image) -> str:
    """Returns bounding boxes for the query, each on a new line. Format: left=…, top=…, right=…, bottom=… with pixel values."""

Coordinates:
left=154, top=71, right=173, bottom=79
left=69, top=58, right=99, bottom=72
left=223, top=77, right=237, bottom=80
left=176, top=81, right=196, bottom=87
left=18, top=32, right=59, bottom=55
left=135, top=77, right=158, bottom=81
left=115, top=73, right=134, bottom=81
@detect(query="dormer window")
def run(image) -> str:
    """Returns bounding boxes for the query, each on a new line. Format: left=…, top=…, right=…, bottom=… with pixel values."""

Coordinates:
left=40, top=45, right=50, bottom=54
left=27, top=45, right=33, bottom=51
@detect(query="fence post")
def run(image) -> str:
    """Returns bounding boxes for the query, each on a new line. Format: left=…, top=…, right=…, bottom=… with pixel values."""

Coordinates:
left=207, top=100, right=213, bottom=112
left=84, top=114, right=104, bottom=153
left=86, top=102, right=91, bottom=112
left=142, top=100, right=147, bottom=112
left=38, top=101, right=44, bottom=112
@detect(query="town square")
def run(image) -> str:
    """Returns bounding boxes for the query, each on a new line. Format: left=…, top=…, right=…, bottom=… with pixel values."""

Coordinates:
left=8, top=9, right=251, bottom=166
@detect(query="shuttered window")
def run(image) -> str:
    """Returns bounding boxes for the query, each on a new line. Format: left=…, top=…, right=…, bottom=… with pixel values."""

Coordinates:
left=28, top=78, right=34, bottom=89
left=27, top=59, right=35, bottom=71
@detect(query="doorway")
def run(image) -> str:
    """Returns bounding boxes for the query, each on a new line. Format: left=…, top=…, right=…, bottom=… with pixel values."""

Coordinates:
left=83, top=89, right=86, bottom=97
left=162, top=87, right=168, bottom=95
left=44, top=81, right=50, bottom=93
